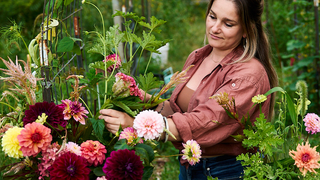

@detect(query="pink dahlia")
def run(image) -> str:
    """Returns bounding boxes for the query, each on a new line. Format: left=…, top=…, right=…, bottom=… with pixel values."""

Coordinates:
left=80, top=140, right=107, bottom=166
left=17, top=122, right=52, bottom=157
left=23, top=101, right=66, bottom=128
left=102, top=149, right=144, bottom=180
left=49, top=151, right=91, bottom=180
left=303, top=113, right=320, bottom=134
left=103, top=54, right=121, bottom=73
left=181, top=140, right=202, bottom=166
left=60, top=99, right=89, bottom=125
left=112, top=72, right=143, bottom=100
left=133, top=110, right=164, bottom=140
left=119, top=127, right=143, bottom=146
left=65, top=141, right=82, bottom=156
left=96, top=177, right=107, bottom=180
left=38, top=142, right=62, bottom=178
left=289, top=141, right=320, bottom=176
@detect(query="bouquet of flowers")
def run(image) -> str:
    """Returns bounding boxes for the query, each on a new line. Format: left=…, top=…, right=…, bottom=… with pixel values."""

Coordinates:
left=212, top=80, right=320, bottom=179
left=0, top=1, right=201, bottom=179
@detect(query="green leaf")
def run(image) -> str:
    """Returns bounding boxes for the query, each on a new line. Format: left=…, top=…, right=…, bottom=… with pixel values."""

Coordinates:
left=72, top=42, right=81, bottom=55
left=89, top=118, right=106, bottom=144
left=55, top=0, right=63, bottom=10
left=142, top=166, right=154, bottom=180
left=57, top=37, right=74, bottom=52
left=286, top=39, right=306, bottom=51
left=89, top=60, right=115, bottom=71
left=136, top=72, right=163, bottom=92
left=114, top=139, right=134, bottom=150
left=93, top=167, right=105, bottom=176
left=285, top=92, right=297, bottom=127
left=112, top=100, right=136, bottom=117
left=134, top=143, right=155, bottom=165
left=64, top=0, right=73, bottom=6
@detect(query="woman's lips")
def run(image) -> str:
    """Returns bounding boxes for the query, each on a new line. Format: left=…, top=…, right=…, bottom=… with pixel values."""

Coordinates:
left=210, top=34, right=222, bottom=40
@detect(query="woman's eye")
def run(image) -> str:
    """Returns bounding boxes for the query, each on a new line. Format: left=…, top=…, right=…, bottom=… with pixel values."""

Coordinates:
left=225, top=23, right=233, bottom=27
left=210, top=15, right=216, bottom=19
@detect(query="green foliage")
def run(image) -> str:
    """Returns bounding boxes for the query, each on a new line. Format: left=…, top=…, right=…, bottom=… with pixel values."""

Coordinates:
left=136, top=72, right=163, bottom=92
left=89, top=118, right=107, bottom=144
left=56, top=37, right=82, bottom=55
left=243, top=113, right=283, bottom=157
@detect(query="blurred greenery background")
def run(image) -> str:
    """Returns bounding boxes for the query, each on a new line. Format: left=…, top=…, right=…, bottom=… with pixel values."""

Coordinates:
left=1, top=0, right=320, bottom=179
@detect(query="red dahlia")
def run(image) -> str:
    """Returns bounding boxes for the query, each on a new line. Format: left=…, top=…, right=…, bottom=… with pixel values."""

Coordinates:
left=49, top=151, right=91, bottom=180
left=102, top=149, right=144, bottom=180
left=23, top=101, right=66, bottom=128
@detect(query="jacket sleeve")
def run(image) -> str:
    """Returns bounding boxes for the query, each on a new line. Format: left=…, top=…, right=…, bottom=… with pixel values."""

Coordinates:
left=170, top=69, right=271, bottom=148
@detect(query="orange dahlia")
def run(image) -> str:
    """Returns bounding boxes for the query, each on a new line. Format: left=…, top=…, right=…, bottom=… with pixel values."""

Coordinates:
left=289, top=141, right=320, bottom=176
left=17, top=122, right=52, bottom=157
left=80, top=140, right=107, bottom=166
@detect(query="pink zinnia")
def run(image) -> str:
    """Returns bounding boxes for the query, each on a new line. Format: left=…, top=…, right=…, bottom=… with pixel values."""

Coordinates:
left=49, top=151, right=91, bottom=180
left=60, top=99, right=89, bottom=125
left=133, top=110, right=164, bottom=140
left=303, top=113, right=320, bottom=134
left=112, top=72, right=143, bottom=100
left=17, top=122, right=52, bottom=157
left=103, top=54, right=121, bottom=73
left=289, top=141, right=320, bottom=176
left=119, top=127, right=143, bottom=146
left=80, top=140, right=107, bottom=166
left=181, top=140, right=202, bottom=166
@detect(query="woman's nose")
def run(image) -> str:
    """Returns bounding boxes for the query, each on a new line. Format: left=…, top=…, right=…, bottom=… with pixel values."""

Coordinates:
left=211, top=21, right=221, bottom=33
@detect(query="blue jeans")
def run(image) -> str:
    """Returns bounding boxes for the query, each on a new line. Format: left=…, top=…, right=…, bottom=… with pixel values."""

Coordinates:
left=179, top=155, right=243, bottom=180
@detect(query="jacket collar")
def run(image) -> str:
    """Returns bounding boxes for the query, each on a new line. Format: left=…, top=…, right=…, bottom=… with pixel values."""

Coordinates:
left=194, top=44, right=244, bottom=69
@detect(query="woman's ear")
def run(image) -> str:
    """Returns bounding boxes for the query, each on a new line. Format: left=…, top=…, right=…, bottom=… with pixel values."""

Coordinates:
left=243, top=34, right=247, bottom=38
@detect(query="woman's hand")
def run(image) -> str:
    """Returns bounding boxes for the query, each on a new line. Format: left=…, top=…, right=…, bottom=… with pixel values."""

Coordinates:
left=99, top=109, right=134, bottom=135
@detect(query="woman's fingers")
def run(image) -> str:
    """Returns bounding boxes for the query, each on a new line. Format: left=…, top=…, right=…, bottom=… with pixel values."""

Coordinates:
left=99, top=109, right=120, bottom=117
left=99, top=109, right=135, bottom=134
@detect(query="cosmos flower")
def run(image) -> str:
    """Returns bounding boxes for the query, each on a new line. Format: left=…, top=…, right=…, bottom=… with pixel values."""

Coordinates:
left=181, top=140, right=202, bottom=166
left=289, top=141, right=320, bottom=176
left=80, top=140, right=107, bottom=167
left=252, top=94, right=267, bottom=104
left=102, top=149, right=144, bottom=180
left=1, top=126, right=23, bottom=159
left=303, top=113, right=320, bottom=134
left=49, top=151, right=91, bottom=180
left=119, top=127, right=143, bottom=146
left=17, top=122, right=52, bottom=157
left=23, top=101, right=66, bottom=129
left=60, top=99, right=89, bottom=125
left=112, top=72, right=143, bottom=100
left=133, top=110, right=164, bottom=140
left=103, top=54, right=122, bottom=73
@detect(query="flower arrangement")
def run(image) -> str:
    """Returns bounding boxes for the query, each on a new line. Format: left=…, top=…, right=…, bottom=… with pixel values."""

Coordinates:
left=0, top=1, right=202, bottom=179
left=212, top=80, right=320, bottom=179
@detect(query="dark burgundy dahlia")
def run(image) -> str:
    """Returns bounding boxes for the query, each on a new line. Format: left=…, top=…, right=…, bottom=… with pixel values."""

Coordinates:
left=102, top=149, right=144, bottom=180
left=23, top=101, right=66, bottom=128
left=49, top=152, right=91, bottom=180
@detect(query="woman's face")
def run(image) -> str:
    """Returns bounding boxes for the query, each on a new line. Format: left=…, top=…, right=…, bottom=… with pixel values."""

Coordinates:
left=206, top=0, right=245, bottom=51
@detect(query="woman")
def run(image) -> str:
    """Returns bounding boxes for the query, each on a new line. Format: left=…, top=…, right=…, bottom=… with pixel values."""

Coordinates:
left=99, top=0, right=278, bottom=179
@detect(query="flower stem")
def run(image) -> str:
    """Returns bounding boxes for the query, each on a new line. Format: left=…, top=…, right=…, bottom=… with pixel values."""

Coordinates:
left=79, top=97, right=93, bottom=118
